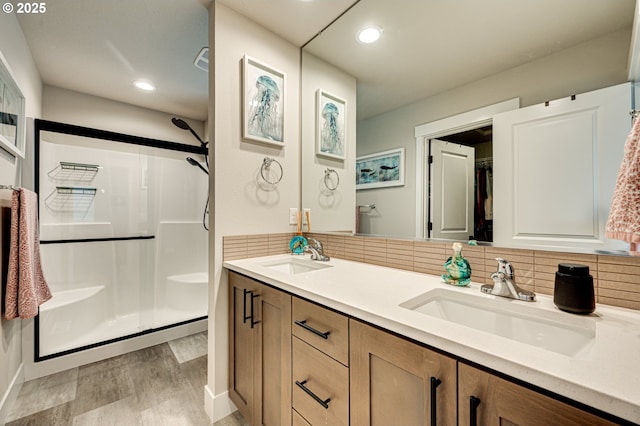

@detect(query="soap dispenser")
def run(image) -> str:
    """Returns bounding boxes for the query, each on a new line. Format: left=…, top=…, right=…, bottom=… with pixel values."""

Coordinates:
left=553, top=263, right=595, bottom=314
left=441, top=242, right=472, bottom=286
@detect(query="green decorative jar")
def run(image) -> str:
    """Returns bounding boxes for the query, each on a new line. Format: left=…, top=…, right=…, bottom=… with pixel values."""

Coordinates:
left=441, top=242, right=472, bottom=286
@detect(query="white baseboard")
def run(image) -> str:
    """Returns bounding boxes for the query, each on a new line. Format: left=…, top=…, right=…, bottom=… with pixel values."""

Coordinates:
left=204, top=385, right=236, bottom=424
left=0, top=363, right=24, bottom=425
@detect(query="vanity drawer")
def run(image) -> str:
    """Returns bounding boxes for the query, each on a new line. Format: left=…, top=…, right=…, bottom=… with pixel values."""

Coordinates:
left=292, top=297, right=349, bottom=365
left=292, top=337, right=349, bottom=426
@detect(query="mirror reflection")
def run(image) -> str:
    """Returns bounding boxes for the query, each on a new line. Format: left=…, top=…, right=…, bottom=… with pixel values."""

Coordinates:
left=302, top=0, right=635, bottom=252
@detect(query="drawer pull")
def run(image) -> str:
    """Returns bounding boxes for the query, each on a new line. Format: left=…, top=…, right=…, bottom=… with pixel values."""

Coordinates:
left=295, top=380, right=331, bottom=409
left=295, top=320, right=331, bottom=339
left=469, top=396, right=481, bottom=426
left=430, top=377, right=441, bottom=426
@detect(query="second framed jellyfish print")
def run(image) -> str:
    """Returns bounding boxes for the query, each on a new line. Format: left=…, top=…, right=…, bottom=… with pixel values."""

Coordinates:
left=316, top=89, right=346, bottom=160
left=243, top=55, right=285, bottom=146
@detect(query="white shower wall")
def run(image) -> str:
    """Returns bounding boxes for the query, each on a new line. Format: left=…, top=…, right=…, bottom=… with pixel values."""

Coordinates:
left=38, top=139, right=208, bottom=357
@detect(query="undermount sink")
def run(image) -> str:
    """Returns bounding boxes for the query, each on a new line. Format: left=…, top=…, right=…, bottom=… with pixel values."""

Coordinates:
left=400, top=288, right=595, bottom=356
left=258, top=257, right=333, bottom=275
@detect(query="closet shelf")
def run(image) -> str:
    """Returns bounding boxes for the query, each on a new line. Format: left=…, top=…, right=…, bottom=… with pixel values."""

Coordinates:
left=48, top=162, right=100, bottom=184
left=44, top=186, right=97, bottom=212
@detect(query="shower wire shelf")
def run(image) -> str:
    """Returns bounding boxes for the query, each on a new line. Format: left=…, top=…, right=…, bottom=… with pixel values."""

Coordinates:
left=48, top=162, right=100, bottom=184
left=45, top=186, right=97, bottom=212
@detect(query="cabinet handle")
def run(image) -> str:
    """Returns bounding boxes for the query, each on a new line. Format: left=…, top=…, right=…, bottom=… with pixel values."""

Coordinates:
left=250, top=293, right=260, bottom=328
left=242, top=289, right=252, bottom=324
left=294, top=320, right=331, bottom=339
left=430, top=377, right=442, bottom=426
left=469, top=396, right=481, bottom=426
left=295, top=380, right=331, bottom=409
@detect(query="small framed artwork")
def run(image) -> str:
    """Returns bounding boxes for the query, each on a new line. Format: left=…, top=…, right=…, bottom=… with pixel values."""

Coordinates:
left=356, top=147, right=405, bottom=190
left=0, top=51, right=25, bottom=158
left=316, top=89, right=346, bottom=160
left=242, top=55, right=285, bottom=147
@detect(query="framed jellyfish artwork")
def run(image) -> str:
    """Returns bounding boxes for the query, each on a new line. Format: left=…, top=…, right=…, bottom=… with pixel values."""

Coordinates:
left=242, top=55, right=285, bottom=146
left=316, top=89, right=346, bottom=160
left=356, top=147, right=405, bottom=190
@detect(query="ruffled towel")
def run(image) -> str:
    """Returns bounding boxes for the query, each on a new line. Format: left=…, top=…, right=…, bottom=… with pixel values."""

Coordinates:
left=605, top=116, right=640, bottom=254
left=4, top=188, right=52, bottom=319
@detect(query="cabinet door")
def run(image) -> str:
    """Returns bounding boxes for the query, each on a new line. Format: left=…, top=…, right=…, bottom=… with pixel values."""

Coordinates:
left=350, top=320, right=456, bottom=426
left=228, top=272, right=260, bottom=424
left=493, top=83, right=631, bottom=251
left=255, top=283, right=292, bottom=426
left=458, top=363, right=618, bottom=426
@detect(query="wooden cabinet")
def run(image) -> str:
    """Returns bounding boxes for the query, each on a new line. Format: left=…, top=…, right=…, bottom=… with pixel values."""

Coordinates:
left=228, top=271, right=291, bottom=426
left=350, top=319, right=457, bottom=426
left=228, top=271, right=623, bottom=425
left=458, top=363, right=617, bottom=426
left=291, top=296, right=350, bottom=426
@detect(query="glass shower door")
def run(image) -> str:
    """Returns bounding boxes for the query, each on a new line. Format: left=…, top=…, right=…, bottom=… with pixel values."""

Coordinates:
left=35, top=121, right=207, bottom=359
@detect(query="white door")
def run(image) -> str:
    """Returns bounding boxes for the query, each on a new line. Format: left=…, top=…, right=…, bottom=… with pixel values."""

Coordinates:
left=429, top=139, right=475, bottom=240
left=492, top=83, right=631, bottom=250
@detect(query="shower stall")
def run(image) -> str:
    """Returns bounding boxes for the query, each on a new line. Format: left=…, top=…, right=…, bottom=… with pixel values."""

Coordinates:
left=34, top=119, right=208, bottom=360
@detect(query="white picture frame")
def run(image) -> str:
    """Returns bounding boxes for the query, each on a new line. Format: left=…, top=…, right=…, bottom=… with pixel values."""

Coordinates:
left=316, top=89, right=346, bottom=160
left=242, top=55, right=285, bottom=147
left=356, top=147, right=405, bottom=190
left=0, top=51, right=25, bottom=158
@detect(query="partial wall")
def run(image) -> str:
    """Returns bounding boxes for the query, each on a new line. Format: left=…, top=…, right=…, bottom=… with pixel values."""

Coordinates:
left=0, top=11, right=42, bottom=425
left=208, top=2, right=302, bottom=421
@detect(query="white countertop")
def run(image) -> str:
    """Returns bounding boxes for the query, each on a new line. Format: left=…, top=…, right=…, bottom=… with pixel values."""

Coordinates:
left=224, top=253, right=640, bottom=424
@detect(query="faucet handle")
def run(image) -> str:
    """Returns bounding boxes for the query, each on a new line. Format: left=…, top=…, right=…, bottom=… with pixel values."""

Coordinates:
left=308, top=237, right=323, bottom=250
left=495, top=258, right=513, bottom=277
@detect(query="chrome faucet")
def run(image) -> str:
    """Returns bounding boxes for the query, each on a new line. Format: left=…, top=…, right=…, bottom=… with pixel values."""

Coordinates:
left=481, top=258, right=536, bottom=301
left=305, top=238, right=330, bottom=261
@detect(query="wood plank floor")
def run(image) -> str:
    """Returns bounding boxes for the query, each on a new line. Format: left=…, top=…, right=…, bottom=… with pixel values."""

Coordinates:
left=5, top=332, right=248, bottom=426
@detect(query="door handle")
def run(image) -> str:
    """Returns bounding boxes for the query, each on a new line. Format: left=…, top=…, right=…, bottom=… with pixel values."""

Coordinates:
left=250, top=293, right=260, bottom=328
left=469, top=395, right=481, bottom=426
left=430, top=377, right=442, bottom=426
left=242, top=289, right=251, bottom=324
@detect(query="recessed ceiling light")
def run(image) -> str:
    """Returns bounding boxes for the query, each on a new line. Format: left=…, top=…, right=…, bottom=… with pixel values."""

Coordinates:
left=133, top=80, right=156, bottom=91
left=357, top=26, right=382, bottom=44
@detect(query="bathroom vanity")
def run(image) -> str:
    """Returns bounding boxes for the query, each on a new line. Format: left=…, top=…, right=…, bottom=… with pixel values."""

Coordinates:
left=225, top=254, right=640, bottom=425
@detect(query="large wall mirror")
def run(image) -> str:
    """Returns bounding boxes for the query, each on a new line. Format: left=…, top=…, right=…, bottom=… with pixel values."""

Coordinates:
left=301, top=0, right=636, bottom=253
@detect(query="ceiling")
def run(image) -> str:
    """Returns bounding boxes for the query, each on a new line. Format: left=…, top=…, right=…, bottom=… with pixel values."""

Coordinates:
left=17, top=0, right=210, bottom=121
left=16, top=0, right=355, bottom=122
left=15, top=0, right=636, bottom=123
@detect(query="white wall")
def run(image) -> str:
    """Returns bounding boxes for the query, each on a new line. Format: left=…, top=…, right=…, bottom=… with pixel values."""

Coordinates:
left=42, top=85, right=204, bottom=145
left=0, top=11, right=42, bottom=424
left=206, top=2, right=301, bottom=421
left=356, top=28, right=632, bottom=237
left=301, top=51, right=357, bottom=233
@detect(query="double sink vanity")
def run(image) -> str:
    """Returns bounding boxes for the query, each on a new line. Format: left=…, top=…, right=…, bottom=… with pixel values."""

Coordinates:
left=224, top=252, right=640, bottom=425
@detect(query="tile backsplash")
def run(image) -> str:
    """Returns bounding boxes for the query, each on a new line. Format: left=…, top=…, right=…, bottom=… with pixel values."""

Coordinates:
left=223, top=232, right=640, bottom=311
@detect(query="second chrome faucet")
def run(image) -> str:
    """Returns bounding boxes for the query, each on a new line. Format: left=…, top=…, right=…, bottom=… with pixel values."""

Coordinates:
left=481, top=258, right=536, bottom=302
left=305, top=237, right=330, bottom=261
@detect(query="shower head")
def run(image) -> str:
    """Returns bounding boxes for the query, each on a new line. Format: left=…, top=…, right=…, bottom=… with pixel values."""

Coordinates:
left=186, top=157, right=209, bottom=175
left=172, top=117, right=208, bottom=147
